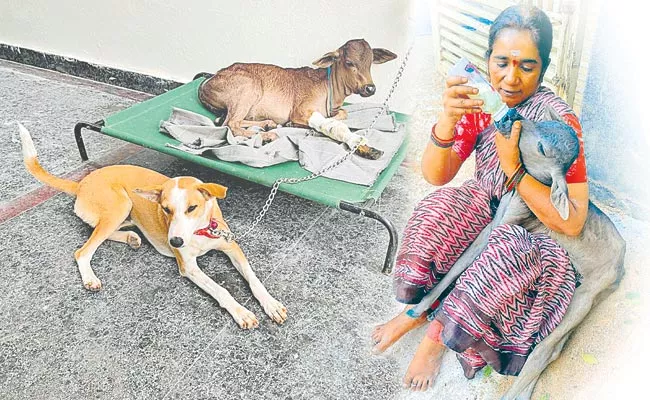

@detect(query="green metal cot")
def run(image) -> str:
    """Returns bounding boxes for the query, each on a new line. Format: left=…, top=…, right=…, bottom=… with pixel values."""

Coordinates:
left=74, top=75, right=409, bottom=274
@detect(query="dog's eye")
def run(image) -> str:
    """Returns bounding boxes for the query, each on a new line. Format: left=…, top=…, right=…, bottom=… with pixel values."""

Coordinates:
left=345, top=60, right=354, bottom=68
left=162, top=206, right=171, bottom=214
left=187, top=205, right=197, bottom=213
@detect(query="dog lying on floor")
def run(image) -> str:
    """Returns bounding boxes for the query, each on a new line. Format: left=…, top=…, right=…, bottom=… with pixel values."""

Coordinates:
left=18, top=123, right=287, bottom=329
left=409, top=107, right=626, bottom=399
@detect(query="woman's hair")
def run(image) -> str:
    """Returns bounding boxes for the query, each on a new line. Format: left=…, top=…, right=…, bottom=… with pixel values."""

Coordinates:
left=486, top=6, right=553, bottom=81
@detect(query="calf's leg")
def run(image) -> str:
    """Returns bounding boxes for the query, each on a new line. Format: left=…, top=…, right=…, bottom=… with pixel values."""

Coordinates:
left=503, top=268, right=617, bottom=400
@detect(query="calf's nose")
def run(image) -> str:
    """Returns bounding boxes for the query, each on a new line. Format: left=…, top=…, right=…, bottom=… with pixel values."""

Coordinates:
left=364, top=84, right=376, bottom=96
left=169, top=236, right=184, bottom=248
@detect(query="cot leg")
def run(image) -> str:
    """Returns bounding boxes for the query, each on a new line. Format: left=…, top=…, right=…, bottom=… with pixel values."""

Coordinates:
left=340, top=201, right=398, bottom=275
left=74, top=121, right=104, bottom=161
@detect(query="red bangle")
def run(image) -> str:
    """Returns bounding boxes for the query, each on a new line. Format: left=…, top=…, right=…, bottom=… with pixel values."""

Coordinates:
left=504, top=163, right=521, bottom=188
left=430, top=124, right=456, bottom=148
left=505, top=163, right=527, bottom=192
left=513, top=169, right=527, bottom=189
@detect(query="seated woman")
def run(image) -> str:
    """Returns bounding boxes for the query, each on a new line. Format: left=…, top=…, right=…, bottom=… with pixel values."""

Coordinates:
left=371, top=5, right=588, bottom=391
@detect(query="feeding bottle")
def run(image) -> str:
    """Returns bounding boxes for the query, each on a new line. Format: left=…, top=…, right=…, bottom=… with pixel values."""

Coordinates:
left=449, top=57, right=509, bottom=121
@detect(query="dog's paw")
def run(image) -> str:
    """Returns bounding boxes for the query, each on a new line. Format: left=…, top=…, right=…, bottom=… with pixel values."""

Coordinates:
left=233, top=306, right=259, bottom=329
left=263, top=298, right=288, bottom=324
left=83, top=278, right=102, bottom=292
left=127, top=232, right=142, bottom=249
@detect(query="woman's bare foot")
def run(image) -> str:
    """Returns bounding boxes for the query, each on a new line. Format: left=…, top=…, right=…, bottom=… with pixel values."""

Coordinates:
left=371, top=305, right=428, bottom=354
left=402, top=333, right=446, bottom=391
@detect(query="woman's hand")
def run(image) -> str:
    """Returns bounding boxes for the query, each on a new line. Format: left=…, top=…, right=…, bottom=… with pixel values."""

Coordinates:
left=495, top=120, right=522, bottom=177
left=439, top=76, right=484, bottom=129
left=422, top=76, right=481, bottom=186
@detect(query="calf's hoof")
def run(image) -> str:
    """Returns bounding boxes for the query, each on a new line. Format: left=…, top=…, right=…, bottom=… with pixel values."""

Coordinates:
left=261, top=120, right=278, bottom=130
left=356, top=144, right=384, bottom=160
left=261, top=131, right=279, bottom=145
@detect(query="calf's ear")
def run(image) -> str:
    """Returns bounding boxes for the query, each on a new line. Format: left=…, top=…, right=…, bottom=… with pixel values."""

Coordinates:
left=313, top=51, right=340, bottom=67
left=372, top=48, right=397, bottom=64
left=542, top=104, right=565, bottom=123
left=550, top=173, right=571, bottom=220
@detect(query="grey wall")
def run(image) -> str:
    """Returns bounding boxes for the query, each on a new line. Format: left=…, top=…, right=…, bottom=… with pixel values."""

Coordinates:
left=580, top=0, right=650, bottom=217
left=0, top=0, right=415, bottom=112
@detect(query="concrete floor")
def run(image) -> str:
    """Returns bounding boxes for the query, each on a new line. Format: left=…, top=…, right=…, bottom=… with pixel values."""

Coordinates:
left=1, top=36, right=648, bottom=400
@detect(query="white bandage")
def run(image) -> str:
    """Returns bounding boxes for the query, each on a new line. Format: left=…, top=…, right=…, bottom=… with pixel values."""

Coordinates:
left=308, top=112, right=367, bottom=149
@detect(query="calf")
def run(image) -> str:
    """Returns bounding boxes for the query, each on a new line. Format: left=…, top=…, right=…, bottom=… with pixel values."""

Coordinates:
left=410, top=107, right=626, bottom=400
left=198, top=39, right=396, bottom=159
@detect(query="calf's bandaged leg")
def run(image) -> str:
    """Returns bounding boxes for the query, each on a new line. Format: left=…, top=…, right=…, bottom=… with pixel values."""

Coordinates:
left=308, top=112, right=367, bottom=148
left=308, top=112, right=384, bottom=160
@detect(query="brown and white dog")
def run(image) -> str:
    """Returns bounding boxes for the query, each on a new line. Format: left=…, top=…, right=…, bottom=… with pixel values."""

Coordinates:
left=18, top=124, right=287, bottom=329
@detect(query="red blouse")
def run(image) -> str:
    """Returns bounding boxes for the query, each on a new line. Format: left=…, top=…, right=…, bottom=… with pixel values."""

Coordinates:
left=449, top=112, right=587, bottom=184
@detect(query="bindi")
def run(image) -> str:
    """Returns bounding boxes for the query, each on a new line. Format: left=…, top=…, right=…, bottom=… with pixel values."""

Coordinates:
left=511, top=49, right=521, bottom=66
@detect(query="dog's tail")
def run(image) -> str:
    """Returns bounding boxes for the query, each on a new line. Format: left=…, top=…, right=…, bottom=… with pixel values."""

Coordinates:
left=18, top=123, right=79, bottom=196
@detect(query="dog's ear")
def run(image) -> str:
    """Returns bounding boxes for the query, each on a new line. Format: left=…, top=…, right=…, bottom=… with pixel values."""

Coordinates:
left=550, top=172, right=571, bottom=220
left=134, top=185, right=162, bottom=203
left=312, top=51, right=340, bottom=67
left=197, top=183, right=228, bottom=200
left=372, top=48, right=397, bottom=64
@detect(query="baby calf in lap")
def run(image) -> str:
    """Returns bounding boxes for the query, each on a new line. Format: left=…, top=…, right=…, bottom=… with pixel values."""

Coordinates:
left=411, top=106, right=626, bottom=400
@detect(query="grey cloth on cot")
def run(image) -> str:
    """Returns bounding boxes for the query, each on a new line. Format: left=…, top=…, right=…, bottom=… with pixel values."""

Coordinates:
left=160, top=104, right=405, bottom=186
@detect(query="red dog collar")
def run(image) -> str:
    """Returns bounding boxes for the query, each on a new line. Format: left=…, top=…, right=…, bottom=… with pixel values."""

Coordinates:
left=194, top=218, right=221, bottom=239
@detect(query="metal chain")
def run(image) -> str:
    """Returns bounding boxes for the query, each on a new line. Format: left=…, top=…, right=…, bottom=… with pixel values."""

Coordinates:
left=206, top=227, right=236, bottom=242
left=234, top=43, right=414, bottom=241
left=368, top=44, right=413, bottom=131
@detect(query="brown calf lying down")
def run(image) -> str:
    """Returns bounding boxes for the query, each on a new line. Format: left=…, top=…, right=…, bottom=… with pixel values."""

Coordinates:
left=198, top=39, right=396, bottom=159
